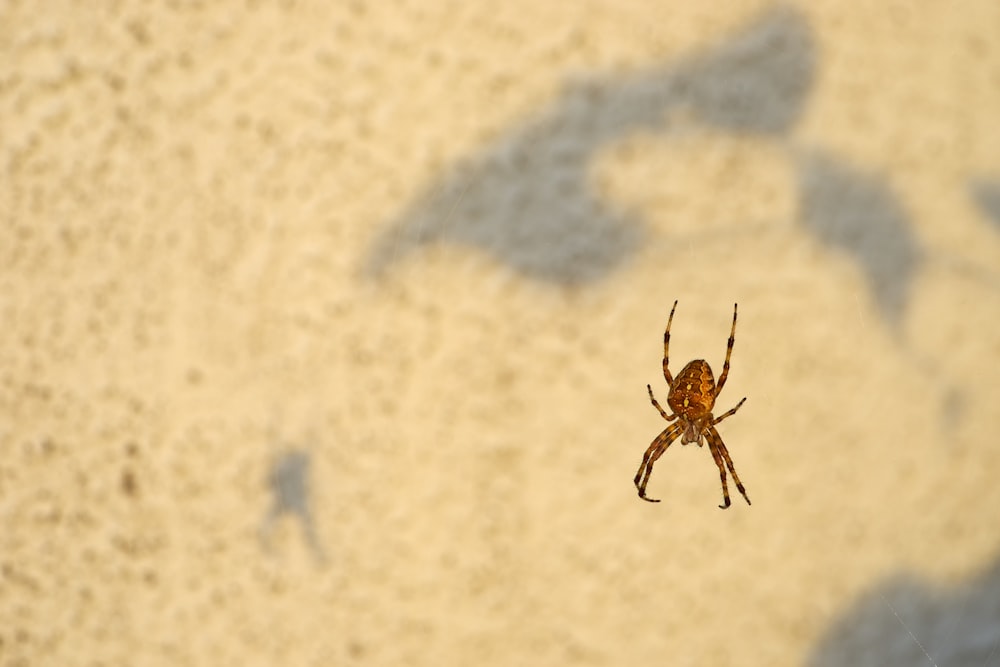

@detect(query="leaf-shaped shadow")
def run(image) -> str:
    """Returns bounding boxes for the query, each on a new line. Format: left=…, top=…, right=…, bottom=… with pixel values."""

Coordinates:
left=364, top=6, right=815, bottom=285
left=808, top=556, right=1000, bottom=666
left=795, top=150, right=923, bottom=332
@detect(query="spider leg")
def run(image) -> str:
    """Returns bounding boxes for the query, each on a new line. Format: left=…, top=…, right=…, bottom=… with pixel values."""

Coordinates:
left=647, top=384, right=677, bottom=422
left=711, top=397, right=746, bottom=425
left=662, top=300, right=678, bottom=386
left=706, top=435, right=732, bottom=509
left=714, top=303, right=738, bottom=397
left=708, top=426, right=751, bottom=507
left=634, top=422, right=683, bottom=503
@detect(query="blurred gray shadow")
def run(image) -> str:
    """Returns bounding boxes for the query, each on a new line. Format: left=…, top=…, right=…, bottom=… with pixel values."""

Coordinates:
left=917, top=178, right=1000, bottom=302
left=971, top=178, right=1000, bottom=231
left=364, top=5, right=815, bottom=285
left=260, top=449, right=326, bottom=563
left=795, top=149, right=923, bottom=333
left=808, top=556, right=1000, bottom=667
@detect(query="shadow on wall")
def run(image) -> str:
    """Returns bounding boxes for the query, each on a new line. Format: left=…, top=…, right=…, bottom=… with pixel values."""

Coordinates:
left=808, top=555, right=1000, bottom=667
left=793, top=163, right=1000, bottom=336
left=794, top=150, right=922, bottom=332
left=260, top=449, right=327, bottom=564
left=971, top=178, right=1000, bottom=231
left=363, top=4, right=997, bottom=341
left=363, top=5, right=816, bottom=286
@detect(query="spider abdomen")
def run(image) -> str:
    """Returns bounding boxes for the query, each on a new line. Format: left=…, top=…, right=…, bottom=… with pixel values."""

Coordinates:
left=667, top=359, right=717, bottom=417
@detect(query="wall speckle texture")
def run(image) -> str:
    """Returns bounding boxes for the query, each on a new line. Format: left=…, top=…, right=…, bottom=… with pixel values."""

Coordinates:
left=2, top=2, right=1000, bottom=665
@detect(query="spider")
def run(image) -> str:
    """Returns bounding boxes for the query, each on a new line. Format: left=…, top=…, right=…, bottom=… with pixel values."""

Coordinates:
left=634, top=301, right=751, bottom=509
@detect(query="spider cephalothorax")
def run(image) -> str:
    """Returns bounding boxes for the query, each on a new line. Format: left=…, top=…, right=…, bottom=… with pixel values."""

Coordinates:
left=634, top=301, right=750, bottom=509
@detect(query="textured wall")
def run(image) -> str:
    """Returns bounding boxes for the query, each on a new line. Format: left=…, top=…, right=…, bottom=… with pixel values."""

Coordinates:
left=3, top=2, right=1000, bottom=665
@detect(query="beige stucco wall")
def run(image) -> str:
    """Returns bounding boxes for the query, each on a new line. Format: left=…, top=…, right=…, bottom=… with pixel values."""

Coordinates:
left=3, top=2, right=1000, bottom=665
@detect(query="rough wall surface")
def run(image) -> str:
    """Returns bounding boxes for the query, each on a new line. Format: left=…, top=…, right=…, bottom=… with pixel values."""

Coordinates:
left=2, top=2, right=1000, bottom=666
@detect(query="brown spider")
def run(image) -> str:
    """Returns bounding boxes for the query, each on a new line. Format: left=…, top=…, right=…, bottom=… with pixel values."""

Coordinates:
left=634, top=301, right=750, bottom=509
